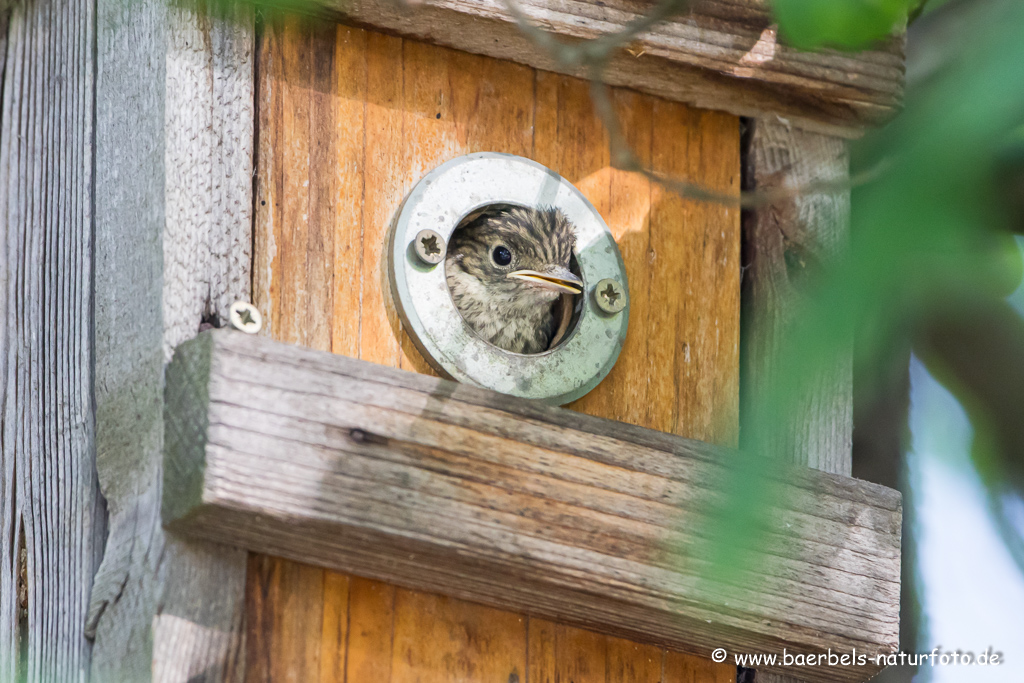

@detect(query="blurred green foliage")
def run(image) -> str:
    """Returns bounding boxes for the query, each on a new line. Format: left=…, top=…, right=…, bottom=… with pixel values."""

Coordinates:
left=708, top=0, right=1024, bottom=585
left=773, top=0, right=915, bottom=49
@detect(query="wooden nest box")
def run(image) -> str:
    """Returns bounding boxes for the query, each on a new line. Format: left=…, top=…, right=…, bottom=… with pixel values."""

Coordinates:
left=1, top=0, right=903, bottom=682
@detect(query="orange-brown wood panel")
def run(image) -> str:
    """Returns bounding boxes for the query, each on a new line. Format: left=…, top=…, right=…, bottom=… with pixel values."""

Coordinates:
left=344, top=578, right=396, bottom=683
left=249, top=15, right=738, bottom=683
left=246, top=555, right=325, bottom=683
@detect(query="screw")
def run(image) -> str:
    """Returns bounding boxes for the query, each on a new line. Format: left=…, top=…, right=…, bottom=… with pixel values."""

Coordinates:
left=413, top=229, right=445, bottom=266
left=593, top=278, right=626, bottom=315
left=228, top=301, right=263, bottom=334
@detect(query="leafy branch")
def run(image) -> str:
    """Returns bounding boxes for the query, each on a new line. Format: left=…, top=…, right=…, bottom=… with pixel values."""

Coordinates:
left=501, top=0, right=891, bottom=208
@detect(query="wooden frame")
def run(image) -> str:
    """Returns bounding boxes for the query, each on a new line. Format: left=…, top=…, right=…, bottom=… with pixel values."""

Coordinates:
left=320, top=0, right=904, bottom=137
left=0, top=0, right=904, bottom=679
left=163, top=329, right=900, bottom=683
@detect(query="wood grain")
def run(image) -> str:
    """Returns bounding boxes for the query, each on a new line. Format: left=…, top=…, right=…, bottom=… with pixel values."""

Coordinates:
left=91, top=2, right=254, bottom=681
left=254, top=22, right=740, bottom=439
left=742, top=116, right=859, bottom=683
left=245, top=555, right=324, bottom=683
left=742, top=120, right=853, bottom=475
left=0, top=0, right=105, bottom=679
left=249, top=20, right=746, bottom=683
left=344, top=578, right=396, bottom=683
left=309, top=0, right=904, bottom=137
left=168, top=330, right=901, bottom=683
left=742, top=101, right=860, bottom=683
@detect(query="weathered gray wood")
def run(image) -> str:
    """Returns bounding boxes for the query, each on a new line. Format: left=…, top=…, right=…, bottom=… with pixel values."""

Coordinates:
left=0, top=0, right=106, bottom=680
left=743, top=121, right=862, bottom=683
left=165, top=329, right=901, bottom=683
left=165, top=4, right=255, bottom=359
left=743, top=119, right=854, bottom=475
left=91, top=1, right=253, bottom=681
left=320, top=0, right=904, bottom=137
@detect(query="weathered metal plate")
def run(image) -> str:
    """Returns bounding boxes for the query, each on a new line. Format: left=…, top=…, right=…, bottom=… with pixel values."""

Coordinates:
left=388, top=153, right=629, bottom=405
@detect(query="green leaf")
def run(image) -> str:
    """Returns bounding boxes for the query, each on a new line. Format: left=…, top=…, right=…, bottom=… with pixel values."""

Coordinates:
left=773, top=0, right=912, bottom=50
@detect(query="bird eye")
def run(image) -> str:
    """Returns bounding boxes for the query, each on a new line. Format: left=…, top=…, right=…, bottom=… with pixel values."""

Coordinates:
left=492, top=245, right=512, bottom=266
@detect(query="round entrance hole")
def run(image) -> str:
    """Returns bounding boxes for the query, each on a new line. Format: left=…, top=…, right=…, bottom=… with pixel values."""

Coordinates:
left=388, top=152, right=630, bottom=405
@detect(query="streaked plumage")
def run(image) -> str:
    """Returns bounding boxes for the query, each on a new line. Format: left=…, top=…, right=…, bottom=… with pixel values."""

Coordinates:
left=446, top=207, right=581, bottom=354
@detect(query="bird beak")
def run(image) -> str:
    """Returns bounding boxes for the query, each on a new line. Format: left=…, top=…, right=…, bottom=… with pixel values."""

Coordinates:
left=507, top=267, right=583, bottom=294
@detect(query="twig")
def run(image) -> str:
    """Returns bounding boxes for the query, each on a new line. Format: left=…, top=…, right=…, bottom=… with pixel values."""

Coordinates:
left=503, top=0, right=890, bottom=208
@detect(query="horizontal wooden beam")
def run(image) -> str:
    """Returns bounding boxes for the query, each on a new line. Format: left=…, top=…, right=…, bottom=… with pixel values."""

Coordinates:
left=163, top=330, right=900, bottom=682
left=312, top=0, right=904, bottom=137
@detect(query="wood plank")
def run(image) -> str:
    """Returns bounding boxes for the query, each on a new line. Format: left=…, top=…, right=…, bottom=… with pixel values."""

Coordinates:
left=607, top=635, right=663, bottom=683
left=248, top=22, right=745, bottom=683
left=528, top=624, right=718, bottom=683
left=313, top=0, right=903, bottom=137
left=164, top=0, right=256, bottom=357
left=0, top=0, right=104, bottom=678
left=167, top=329, right=901, bottom=683
left=651, top=102, right=740, bottom=444
left=319, top=571, right=350, bottom=683
left=245, top=556, right=324, bottom=683
left=344, top=578, right=396, bottom=683
left=742, top=119, right=857, bottom=683
left=529, top=621, right=608, bottom=683
left=743, top=119, right=853, bottom=474
left=91, top=2, right=253, bottom=680
left=390, top=589, right=527, bottom=683
left=329, top=24, right=367, bottom=359
left=663, top=649, right=734, bottom=683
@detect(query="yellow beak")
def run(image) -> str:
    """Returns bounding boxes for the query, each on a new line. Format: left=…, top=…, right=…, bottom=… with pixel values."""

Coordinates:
left=507, top=268, right=583, bottom=294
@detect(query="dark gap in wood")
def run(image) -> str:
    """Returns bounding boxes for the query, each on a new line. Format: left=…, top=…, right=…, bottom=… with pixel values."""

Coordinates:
left=17, top=522, right=28, bottom=682
left=250, top=13, right=265, bottom=305
left=738, top=116, right=756, bottom=451
left=851, top=341, right=916, bottom=683
left=199, top=312, right=222, bottom=332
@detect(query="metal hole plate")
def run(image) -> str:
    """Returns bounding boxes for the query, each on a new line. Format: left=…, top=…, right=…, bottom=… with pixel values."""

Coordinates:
left=388, top=153, right=629, bottom=405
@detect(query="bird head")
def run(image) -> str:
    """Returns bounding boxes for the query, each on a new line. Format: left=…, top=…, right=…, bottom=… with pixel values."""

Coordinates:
left=446, top=206, right=582, bottom=311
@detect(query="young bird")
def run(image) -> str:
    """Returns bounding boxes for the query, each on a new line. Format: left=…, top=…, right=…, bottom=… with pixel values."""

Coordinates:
left=446, top=206, right=583, bottom=354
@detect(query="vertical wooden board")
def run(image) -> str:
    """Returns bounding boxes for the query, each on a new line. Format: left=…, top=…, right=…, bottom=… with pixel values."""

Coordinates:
left=663, top=649, right=734, bottom=683
left=607, top=637, right=663, bottom=682
left=648, top=101, right=740, bottom=444
left=678, top=107, right=741, bottom=446
left=529, top=620, right=665, bottom=683
left=274, top=15, right=313, bottom=346
left=390, top=589, right=527, bottom=683
left=304, top=20, right=339, bottom=351
left=568, top=89, right=654, bottom=427
left=255, top=15, right=335, bottom=350
left=246, top=555, right=325, bottom=683
left=532, top=71, right=611, bottom=212
left=526, top=619, right=556, bottom=683
left=528, top=621, right=608, bottom=683
left=447, top=50, right=534, bottom=158
left=329, top=24, right=367, bottom=358
left=345, top=577, right=396, bottom=682
left=319, top=572, right=350, bottom=683
left=253, top=13, right=280, bottom=335
left=401, top=39, right=457, bottom=191
left=646, top=102, right=691, bottom=437
left=359, top=30, right=404, bottom=367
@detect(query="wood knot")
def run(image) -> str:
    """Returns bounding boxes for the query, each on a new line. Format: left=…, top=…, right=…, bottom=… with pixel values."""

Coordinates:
left=349, top=428, right=389, bottom=446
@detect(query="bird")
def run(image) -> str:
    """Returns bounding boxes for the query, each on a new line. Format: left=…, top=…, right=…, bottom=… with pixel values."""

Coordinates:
left=445, top=206, right=583, bottom=354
